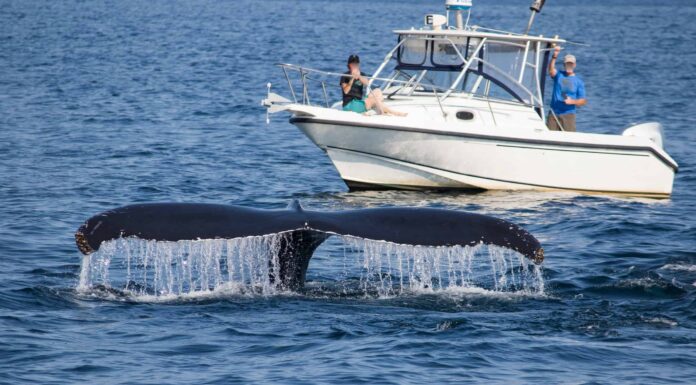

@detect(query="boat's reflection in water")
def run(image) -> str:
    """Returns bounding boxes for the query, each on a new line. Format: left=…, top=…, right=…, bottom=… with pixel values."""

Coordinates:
left=296, top=188, right=670, bottom=215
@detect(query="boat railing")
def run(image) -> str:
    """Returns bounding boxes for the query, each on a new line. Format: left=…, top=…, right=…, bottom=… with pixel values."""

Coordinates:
left=276, top=63, right=457, bottom=115
left=274, top=63, right=541, bottom=117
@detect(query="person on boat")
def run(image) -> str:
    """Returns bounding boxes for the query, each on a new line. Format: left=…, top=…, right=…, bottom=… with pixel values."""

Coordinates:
left=547, top=46, right=587, bottom=132
left=340, top=54, right=406, bottom=116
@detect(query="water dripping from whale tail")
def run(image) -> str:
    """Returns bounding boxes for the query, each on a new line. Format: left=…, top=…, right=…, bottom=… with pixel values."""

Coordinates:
left=76, top=234, right=544, bottom=300
left=74, top=202, right=544, bottom=294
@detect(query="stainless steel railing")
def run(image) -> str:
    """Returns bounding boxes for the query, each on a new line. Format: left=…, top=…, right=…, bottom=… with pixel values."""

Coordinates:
left=276, top=63, right=459, bottom=116
left=273, top=63, right=540, bottom=117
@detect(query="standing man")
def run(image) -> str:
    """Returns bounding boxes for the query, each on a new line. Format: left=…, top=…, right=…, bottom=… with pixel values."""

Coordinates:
left=548, top=46, right=587, bottom=132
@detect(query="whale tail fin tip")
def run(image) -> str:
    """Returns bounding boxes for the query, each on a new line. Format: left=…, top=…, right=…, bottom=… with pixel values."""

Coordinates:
left=534, top=248, right=544, bottom=264
left=75, top=229, right=94, bottom=255
left=286, top=199, right=304, bottom=212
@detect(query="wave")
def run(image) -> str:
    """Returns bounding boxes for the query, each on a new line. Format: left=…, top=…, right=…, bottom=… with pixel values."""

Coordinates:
left=660, top=263, right=696, bottom=272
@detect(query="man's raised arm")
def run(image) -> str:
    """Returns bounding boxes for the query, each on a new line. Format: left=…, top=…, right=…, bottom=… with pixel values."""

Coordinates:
left=549, top=45, right=560, bottom=78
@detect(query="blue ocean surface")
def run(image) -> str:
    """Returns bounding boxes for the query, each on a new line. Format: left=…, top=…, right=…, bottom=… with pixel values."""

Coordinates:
left=2, top=0, right=696, bottom=383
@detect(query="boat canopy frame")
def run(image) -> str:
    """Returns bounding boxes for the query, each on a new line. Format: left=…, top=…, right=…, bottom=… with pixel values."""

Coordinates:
left=273, top=30, right=561, bottom=118
left=369, top=31, right=555, bottom=116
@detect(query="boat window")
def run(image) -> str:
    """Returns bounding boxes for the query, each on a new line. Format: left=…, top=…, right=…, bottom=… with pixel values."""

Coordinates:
left=485, top=80, right=520, bottom=102
left=398, top=35, right=428, bottom=66
left=389, top=35, right=545, bottom=106
left=386, top=68, right=460, bottom=93
left=479, top=41, right=538, bottom=104
left=459, top=72, right=523, bottom=103
left=482, top=43, right=524, bottom=79
left=431, top=37, right=479, bottom=67
left=431, top=38, right=465, bottom=67
left=420, top=70, right=459, bottom=91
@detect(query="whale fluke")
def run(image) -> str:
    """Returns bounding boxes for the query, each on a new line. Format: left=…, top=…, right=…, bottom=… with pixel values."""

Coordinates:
left=75, top=200, right=543, bottom=289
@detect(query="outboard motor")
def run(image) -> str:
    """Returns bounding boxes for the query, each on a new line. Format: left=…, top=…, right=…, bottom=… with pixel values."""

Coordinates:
left=622, top=122, right=665, bottom=149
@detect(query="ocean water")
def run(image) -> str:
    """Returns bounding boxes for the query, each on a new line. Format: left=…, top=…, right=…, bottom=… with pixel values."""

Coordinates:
left=2, top=0, right=696, bottom=383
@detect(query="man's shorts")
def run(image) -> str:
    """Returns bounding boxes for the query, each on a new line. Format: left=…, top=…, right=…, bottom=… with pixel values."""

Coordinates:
left=343, top=99, right=367, bottom=113
left=547, top=113, right=576, bottom=132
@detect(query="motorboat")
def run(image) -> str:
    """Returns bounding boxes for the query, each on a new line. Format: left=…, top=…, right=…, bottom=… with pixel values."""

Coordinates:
left=262, top=0, right=677, bottom=198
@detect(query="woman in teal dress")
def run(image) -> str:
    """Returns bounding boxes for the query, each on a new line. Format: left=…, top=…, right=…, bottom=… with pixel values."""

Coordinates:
left=340, top=55, right=406, bottom=116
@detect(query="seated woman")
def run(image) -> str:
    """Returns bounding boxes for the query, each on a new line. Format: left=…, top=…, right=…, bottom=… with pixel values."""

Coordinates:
left=340, top=55, right=406, bottom=116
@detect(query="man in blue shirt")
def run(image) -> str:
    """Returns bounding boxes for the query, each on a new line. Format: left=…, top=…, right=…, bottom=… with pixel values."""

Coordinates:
left=547, top=46, right=587, bottom=132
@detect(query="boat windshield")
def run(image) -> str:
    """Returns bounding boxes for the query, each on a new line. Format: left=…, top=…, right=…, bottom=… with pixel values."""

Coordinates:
left=377, top=34, right=549, bottom=107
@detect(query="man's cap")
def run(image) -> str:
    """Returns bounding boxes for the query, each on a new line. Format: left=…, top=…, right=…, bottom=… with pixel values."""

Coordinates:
left=348, top=54, right=360, bottom=64
left=564, top=54, right=576, bottom=64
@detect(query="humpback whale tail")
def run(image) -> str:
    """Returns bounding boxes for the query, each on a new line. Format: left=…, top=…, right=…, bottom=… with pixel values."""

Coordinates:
left=75, top=200, right=543, bottom=290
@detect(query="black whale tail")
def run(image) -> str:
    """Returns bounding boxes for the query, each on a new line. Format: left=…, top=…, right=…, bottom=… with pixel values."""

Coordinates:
left=75, top=200, right=543, bottom=290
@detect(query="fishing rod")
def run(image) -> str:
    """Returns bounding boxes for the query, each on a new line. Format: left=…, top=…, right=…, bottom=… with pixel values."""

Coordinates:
left=525, top=0, right=546, bottom=35
left=524, top=1, right=590, bottom=47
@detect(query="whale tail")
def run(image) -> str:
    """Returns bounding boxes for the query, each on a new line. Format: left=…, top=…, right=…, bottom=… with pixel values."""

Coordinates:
left=75, top=200, right=543, bottom=290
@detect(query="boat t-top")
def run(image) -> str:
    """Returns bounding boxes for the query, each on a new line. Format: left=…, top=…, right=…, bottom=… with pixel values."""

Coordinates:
left=262, top=0, right=677, bottom=197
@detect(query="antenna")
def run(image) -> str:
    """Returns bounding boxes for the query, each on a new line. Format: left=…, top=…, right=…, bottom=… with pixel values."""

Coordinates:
left=445, top=0, right=473, bottom=30
left=524, top=0, right=546, bottom=35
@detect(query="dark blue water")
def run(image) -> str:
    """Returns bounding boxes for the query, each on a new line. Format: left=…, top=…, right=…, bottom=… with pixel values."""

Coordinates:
left=2, top=0, right=696, bottom=383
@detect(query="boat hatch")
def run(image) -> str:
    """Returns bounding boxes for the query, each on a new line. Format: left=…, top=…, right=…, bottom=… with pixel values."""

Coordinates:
left=456, top=111, right=475, bottom=120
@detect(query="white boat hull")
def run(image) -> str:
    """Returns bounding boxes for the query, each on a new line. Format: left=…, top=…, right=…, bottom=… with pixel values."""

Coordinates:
left=291, top=116, right=677, bottom=197
left=263, top=8, right=678, bottom=198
